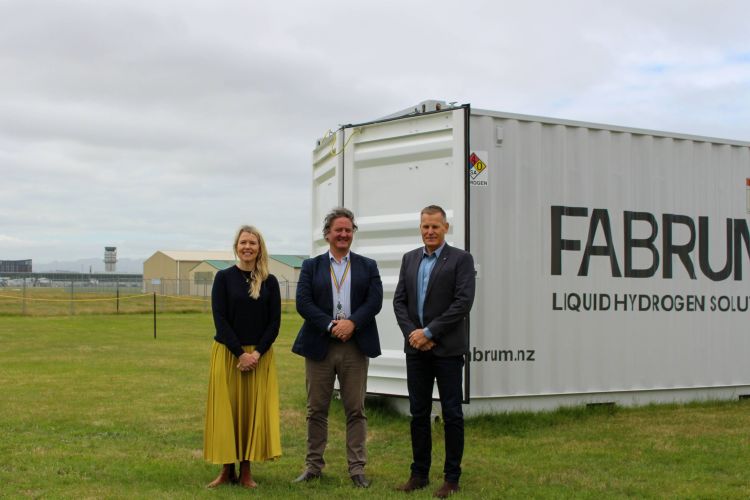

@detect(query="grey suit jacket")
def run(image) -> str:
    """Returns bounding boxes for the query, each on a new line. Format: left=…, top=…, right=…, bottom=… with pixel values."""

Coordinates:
left=393, top=243, right=476, bottom=357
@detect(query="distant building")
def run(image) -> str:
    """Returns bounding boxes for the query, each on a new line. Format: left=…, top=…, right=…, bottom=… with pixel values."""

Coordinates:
left=187, top=255, right=306, bottom=297
left=144, top=251, right=307, bottom=297
left=143, top=250, right=234, bottom=295
left=268, top=255, right=306, bottom=283
left=0, top=259, right=32, bottom=273
left=268, top=254, right=306, bottom=301
left=104, top=247, right=117, bottom=272
left=188, top=260, right=235, bottom=296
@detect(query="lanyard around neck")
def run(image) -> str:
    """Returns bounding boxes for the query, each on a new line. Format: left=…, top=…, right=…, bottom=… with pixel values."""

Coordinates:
left=330, top=258, right=351, bottom=294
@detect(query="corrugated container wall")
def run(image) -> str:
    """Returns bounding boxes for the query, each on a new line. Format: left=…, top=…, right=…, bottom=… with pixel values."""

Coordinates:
left=312, top=102, right=750, bottom=413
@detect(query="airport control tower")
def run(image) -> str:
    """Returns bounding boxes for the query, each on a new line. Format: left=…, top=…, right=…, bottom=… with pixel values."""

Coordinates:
left=104, top=246, right=117, bottom=272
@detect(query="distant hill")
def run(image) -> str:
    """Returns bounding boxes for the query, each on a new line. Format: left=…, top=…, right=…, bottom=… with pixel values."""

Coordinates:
left=33, top=258, right=145, bottom=274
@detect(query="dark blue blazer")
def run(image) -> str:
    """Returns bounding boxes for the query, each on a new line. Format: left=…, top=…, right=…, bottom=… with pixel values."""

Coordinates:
left=393, top=244, right=475, bottom=357
left=292, top=251, right=383, bottom=361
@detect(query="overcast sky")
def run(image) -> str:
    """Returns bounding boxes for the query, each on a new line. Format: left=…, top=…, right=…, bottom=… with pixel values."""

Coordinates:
left=1, top=0, right=749, bottom=267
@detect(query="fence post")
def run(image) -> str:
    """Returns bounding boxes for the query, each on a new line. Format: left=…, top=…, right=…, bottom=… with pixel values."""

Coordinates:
left=70, top=280, right=74, bottom=315
left=116, top=281, right=120, bottom=314
left=22, top=278, right=26, bottom=315
left=153, top=292, right=157, bottom=339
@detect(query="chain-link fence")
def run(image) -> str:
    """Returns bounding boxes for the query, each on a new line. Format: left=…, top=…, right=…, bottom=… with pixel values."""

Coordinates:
left=0, top=273, right=298, bottom=316
left=1, top=273, right=144, bottom=315
left=142, top=278, right=299, bottom=300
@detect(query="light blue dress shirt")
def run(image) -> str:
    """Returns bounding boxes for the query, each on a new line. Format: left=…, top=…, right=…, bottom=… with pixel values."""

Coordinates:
left=329, top=251, right=352, bottom=321
left=417, top=242, right=445, bottom=339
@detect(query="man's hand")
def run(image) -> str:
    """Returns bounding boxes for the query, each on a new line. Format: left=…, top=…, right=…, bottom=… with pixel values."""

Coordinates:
left=408, top=329, right=432, bottom=350
left=331, top=319, right=355, bottom=342
left=420, top=340, right=436, bottom=351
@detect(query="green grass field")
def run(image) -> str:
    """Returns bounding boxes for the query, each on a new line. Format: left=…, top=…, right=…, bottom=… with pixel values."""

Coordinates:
left=1, top=312, right=749, bottom=499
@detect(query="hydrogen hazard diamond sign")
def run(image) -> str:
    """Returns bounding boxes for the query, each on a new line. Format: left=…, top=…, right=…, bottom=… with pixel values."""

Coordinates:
left=469, top=151, right=488, bottom=187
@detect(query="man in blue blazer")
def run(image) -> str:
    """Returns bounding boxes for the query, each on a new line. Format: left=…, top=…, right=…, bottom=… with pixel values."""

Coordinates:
left=393, top=205, right=476, bottom=499
left=292, top=207, right=383, bottom=488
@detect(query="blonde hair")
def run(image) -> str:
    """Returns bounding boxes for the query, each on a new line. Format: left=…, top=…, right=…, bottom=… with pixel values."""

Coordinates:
left=233, top=225, right=270, bottom=299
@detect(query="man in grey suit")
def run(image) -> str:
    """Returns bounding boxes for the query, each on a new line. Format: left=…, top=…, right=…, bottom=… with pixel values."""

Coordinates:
left=393, top=205, right=476, bottom=499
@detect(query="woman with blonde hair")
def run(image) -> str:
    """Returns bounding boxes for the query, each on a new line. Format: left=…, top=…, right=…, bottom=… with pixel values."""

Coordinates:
left=204, top=225, right=282, bottom=488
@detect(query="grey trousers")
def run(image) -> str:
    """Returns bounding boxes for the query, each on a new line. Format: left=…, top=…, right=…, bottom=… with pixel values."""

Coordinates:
left=304, top=340, right=369, bottom=476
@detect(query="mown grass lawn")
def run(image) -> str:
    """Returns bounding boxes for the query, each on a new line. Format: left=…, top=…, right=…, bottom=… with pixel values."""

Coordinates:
left=1, top=312, right=749, bottom=499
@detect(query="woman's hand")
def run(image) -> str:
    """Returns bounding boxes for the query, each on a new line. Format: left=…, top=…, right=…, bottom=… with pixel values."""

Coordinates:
left=236, top=351, right=261, bottom=371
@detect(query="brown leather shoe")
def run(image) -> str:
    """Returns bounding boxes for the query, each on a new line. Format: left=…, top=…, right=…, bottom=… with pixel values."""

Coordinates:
left=206, top=463, right=237, bottom=488
left=396, top=475, right=429, bottom=492
left=434, top=481, right=459, bottom=498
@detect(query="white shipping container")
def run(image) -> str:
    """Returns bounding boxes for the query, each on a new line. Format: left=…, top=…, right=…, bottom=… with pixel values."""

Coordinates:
left=311, top=101, right=750, bottom=413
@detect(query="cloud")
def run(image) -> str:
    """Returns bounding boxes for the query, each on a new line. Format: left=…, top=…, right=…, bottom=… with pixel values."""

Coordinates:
left=1, top=0, right=748, bottom=265
left=0, top=234, right=31, bottom=246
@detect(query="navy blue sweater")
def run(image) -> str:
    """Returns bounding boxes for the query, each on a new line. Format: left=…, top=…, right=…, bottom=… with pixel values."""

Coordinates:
left=211, top=266, right=281, bottom=358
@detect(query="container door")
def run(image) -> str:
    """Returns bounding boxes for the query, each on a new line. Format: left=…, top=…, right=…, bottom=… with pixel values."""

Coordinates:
left=342, top=106, right=470, bottom=399
left=311, top=130, right=344, bottom=255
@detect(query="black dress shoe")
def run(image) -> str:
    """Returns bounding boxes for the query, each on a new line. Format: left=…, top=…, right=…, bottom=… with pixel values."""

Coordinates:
left=292, top=470, right=321, bottom=483
left=396, top=475, right=429, bottom=492
left=351, top=474, right=370, bottom=488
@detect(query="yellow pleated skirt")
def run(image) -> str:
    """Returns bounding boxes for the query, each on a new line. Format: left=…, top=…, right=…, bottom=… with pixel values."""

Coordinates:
left=203, top=342, right=282, bottom=464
